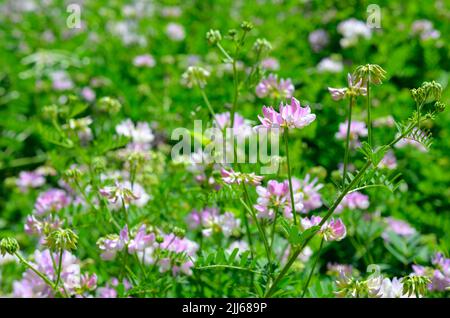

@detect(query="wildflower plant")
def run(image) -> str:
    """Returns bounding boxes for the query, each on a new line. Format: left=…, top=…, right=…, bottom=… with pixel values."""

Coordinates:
left=0, top=3, right=448, bottom=301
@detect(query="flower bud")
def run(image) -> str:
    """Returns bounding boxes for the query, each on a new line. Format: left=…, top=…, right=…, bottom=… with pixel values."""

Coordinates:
left=92, top=156, right=107, bottom=173
left=97, top=97, right=122, bottom=114
left=181, top=66, right=210, bottom=88
left=240, top=21, right=254, bottom=32
left=353, top=64, right=386, bottom=85
left=63, top=167, right=82, bottom=182
left=173, top=227, right=185, bottom=238
left=401, top=275, right=430, bottom=297
left=42, top=104, right=59, bottom=119
left=45, top=229, right=78, bottom=251
left=206, top=29, right=222, bottom=45
left=434, top=101, right=446, bottom=113
left=253, top=38, right=272, bottom=55
left=155, top=235, right=164, bottom=244
left=0, top=237, right=19, bottom=256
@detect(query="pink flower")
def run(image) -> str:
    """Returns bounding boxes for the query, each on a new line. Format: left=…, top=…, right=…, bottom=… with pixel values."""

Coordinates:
left=336, top=191, right=370, bottom=212
left=261, top=57, right=280, bottom=71
left=254, top=179, right=301, bottom=219
left=257, top=97, right=316, bottom=130
left=328, top=73, right=367, bottom=100
left=166, top=23, right=185, bottom=41
left=335, top=120, right=368, bottom=148
left=34, top=189, right=71, bottom=216
left=186, top=208, right=240, bottom=238
left=255, top=74, right=294, bottom=99
left=379, top=150, right=398, bottom=169
left=301, top=216, right=347, bottom=241
left=323, top=218, right=347, bottom=241
left=133, top=54, right=156, bottom=68
left=382, top=217, right=416, bottom=241
left=214, top=112, right=253, bottom=136
left=128, top=225, right=155, bottom=253
left=16, top=171, right=45, bottom=192
left=301, top=215, right=323, bottom=229
left=257, top=106, right=284, bottom=129
left=13, top=249, right=82, bottom=297
left=279, top=97, right=316, bottom=129
left=81, top=87, right=96, bottom=102
left=292, top=174, right=323, bottom=213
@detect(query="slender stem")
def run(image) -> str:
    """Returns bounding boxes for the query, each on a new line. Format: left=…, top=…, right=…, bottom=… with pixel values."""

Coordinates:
left=283, top=131, right=297, bottom=224
left=199, top=88, right=221, bottom=129
left=240, top=189, right=255, bottom=259
left=0, top=154, right=47, bottom=171
left=239, top=195, right=271, bottom=263
left=195, top=264, right=262, bottom=274
left=265, top=160, right=372, bottom=297
left=14, top=252, right=58, bottom=292
left=367, top=77, right=372, bottom=147
left=269, top=209, right=279, bottom=256
left=301, top=237, right=325, bottom=298
left=343, top=96, right=354, bottom=184
left=216, top=43, right=233, bottom=61
left=54, top=248, right=64, bottom=289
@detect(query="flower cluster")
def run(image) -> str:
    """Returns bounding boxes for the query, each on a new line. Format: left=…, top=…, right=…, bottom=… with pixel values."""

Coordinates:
left=254, top=180, right=303, bottom=219
left=335, top=121, right=368, bottom=149
left=34, top=188, right=71, bottom=216
left=186, top=207, right=241, bottom=237
left=301, top=216, right=347, bottom=241
left=292, top=174, right=323, bottom=213
left=412, top=253, right=450, bottom=292
left=12, top=249, right=90, bottom=297
left=336, top=191, right=370, bottom=213
left=337, top=18, right=372, bottom=48
left=16, top=170, right=46, bottom=192
left=115, top=119, right=155, bottom=152
left=255, top=74, right=294, bottom=99
left=220, top=168, right=263, bottom=186
left=328, top=74, right=367, bottom=101
left=256, top=97, right=316, bottom=130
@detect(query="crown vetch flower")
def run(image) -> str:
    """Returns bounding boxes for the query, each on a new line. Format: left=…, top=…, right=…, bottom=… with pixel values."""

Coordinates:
left=255, top=180, right=303, bottom=219
left=292, top=174, right=323, bottom=213
left=328, top=73, right=367, bottom=101
left=301, top=216, right=347, bottom=241
left=220, top=168, right=263, bottom=186
left=34, top=189, right=71, bottom=216
left=257, top=97, right=316, bottom=130
left=335, top=120, right=368, bottom=148
left=16, top=171, right=45, bottom=192
left=255, top=74, right=294, bottom=99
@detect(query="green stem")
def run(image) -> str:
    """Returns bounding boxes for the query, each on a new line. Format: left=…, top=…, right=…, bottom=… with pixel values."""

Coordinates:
left=367, top=78, right=372, bottom=147
left=14, top=252, right=58, bottom=293
left=301, top=237, right=325, bottom=298
left=343, top=96, right=354, bottom=184
left=269, top=208, right=279, bottom=257
left=54, top=248, right=64, bottom=289
left=0, top=154, right=47, bottom=170
left=240, top=193, right=255, bottom=259
left=265, top=160, right=372, bottom=297
left=283, top=131, right=297, bottom=224
left=199, top=88, right=221, bottom=128
left=239, top=195, right=271, bottom=263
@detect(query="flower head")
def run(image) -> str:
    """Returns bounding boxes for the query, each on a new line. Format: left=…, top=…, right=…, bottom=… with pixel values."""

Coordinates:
left=34, top=189, right=71, bottom=216
left=255, top=74, right=294, bottom=99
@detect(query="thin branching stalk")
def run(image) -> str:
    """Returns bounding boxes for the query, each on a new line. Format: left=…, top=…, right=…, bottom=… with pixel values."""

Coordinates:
left=301, top=236, right=325, bottom=298
left=283, top=131, right=298, bottom=224
left=367, top=74, right=372, bottom=147
left=54, top=248, right=64, bottom=289
left=343, top=96, right=354, bottom=184
left=14, top=252, right=59, bottom=294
